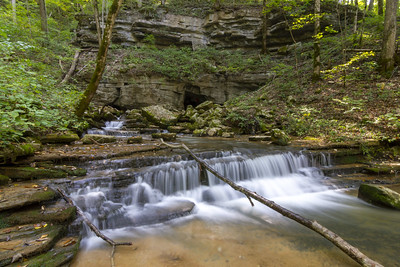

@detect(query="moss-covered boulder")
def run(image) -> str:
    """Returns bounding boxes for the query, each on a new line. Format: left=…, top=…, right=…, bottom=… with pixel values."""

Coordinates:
left=196, top=101, right=215, bottom=112
left=167, top=126, right=186, bottom=133
left=127, top=136, right=143, bottom=144
left=152, top=133, right=177, bottom=141
left=40, top=132, right=80, bottom=144
left=81, top=134, right=117, bottom=144
left=142, top=105, right=179, bottom=128
left=0, top=185, right=57, bottom=212
left=0, top=143, right=37, bottom=164
left=0, top=175, right=9, bottom=186
left=0, top=224, right=65, bottom=266
left=222, top=132, right=235, bottom=138
left=270, top=128, right=290, bottom=146
left=249, top=135, right=272, bottom=142
left=358, top=184, right=400, bottom=210
left=0, top=167, right=67, bottom=181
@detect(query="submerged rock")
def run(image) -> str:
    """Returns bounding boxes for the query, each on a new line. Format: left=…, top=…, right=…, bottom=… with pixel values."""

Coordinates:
left=358, top=184, right=400, bottom=210
left=125, top=199, right=195, bottom=227
left=81, top=134, right=117, bottom=144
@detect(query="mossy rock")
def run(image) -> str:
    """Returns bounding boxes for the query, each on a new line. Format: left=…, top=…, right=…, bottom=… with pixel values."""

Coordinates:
left=0, top=167, right=67, bottom=181
left=0, top=186, right=57, bottom=212
left=0, top=224, right=66, bottom=266
left=0, top=143, right=37, bottom=164
left=249, top=135, right=272, bottom=142
left=81, top=134, right=117, bottom=144
left=142, top=105, right=179, bottom=128
left=193, top=129, right=206, bottom=137
left=167, top=126, right=186, bottom=133
left=2, top=204, right=76, bottom=226
left=40, top=132, right=80, bottom=144
left=196, top=101, right=214, bottom=111
left=127, top=136, right=143, bottom=144
left=270, top=128, right=290, bottom=146
left=152, top=133, right=177, bottom=141
left=9, top=236, right=80, bottom=267
left=222, top=132, right=235, bottom=138
left=364, top=164, right=400, bottom=175
left=358, top=184, right=400, bottom=210
left=0, top=174, right=9, bottom=186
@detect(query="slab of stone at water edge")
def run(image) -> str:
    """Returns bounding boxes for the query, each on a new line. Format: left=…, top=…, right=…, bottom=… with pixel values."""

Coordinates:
left=358, top=184, right=400, bottom=210
left=8, top=236, right=80, bottom=267
left=126, top=200, right=195, bottom=226
left=0, top=167, right=67, bottom=181
left=81, top=134, right=117, bottom=144
left=40, top=132, right=80, bottom=144
left=0, top=185, right=56, bottom=212
left=0, top=224, right=65, bottom=266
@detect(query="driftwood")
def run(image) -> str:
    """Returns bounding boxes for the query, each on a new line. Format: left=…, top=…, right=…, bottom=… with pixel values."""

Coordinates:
left=160, top=139, right=383, bottom=267
left=57, top=188, right=132, bottom=267
left=60, top=50, right=80, bottom=85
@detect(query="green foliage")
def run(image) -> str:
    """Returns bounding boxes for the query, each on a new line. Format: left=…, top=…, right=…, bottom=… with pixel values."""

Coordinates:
left=0, top=4, right=87, bottom=147
left=122, top=46, right=271, bottom=81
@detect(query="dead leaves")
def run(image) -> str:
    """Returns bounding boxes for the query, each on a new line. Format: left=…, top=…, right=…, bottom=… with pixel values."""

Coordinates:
left=61, top=237, right=76, bottom=247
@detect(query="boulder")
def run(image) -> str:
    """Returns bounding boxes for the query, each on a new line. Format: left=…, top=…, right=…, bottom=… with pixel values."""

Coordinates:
left=222, top=132, right=235, bottom=138
left=81, top=134, right=117, bottom=144
left=270, top=128, right=290, bottom=146
left=127, top=136, right=143, bottom=144
left=151, top=133, right=177, bottom=141
left=167, top=126, right=186, bottom=133
left=142, top=105, right=179, bottom=128
left=358, top=184, right=400, bottom=210
left=196, top=101, right=215, bottom=111
left=40, top=132, right=79, bottom=144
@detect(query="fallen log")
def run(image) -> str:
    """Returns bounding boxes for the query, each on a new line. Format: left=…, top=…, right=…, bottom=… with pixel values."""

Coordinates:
left=60, top=50, right=80, bottom=85
left=160, top=139, right=383, bottom=267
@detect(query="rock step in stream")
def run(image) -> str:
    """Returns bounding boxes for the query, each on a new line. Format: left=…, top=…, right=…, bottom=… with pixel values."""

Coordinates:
left=1, top=139, right=400, bottom=265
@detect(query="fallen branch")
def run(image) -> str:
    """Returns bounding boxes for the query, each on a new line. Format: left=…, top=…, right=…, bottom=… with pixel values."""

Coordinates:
left=160, top=139, right=383, bottom=267
left=57, top=188, right=132, bottom=266
left=60, top=50, right=80, bottom=85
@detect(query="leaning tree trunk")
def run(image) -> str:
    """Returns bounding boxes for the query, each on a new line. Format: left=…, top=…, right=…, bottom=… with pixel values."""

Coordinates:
left=312, top=0, right=321, bottom=81
left=75, top=0, right=123, bottom=117
left=380, top=0, right=399, bottom=73
left=11, top=0, right=16, bottom=23
left=38, top=0, right=48, bottom=33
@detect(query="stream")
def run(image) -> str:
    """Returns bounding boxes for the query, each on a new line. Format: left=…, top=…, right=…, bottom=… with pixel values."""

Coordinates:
left=69, top=136, right=400, bottom=267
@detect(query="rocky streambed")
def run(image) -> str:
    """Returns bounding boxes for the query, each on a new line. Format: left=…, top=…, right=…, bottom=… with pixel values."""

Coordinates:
left=1, top=135, right=400, bottom=266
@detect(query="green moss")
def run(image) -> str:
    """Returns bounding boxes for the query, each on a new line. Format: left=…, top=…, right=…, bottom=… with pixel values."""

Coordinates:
left=358, top=184, right=400, bottom=210
left=0, top=167, right=67, bottom=180
left=40, top=132, right=80, bottom=144
left=4, top=206, right=76, bottom=226
left=0, top=174, right=9, bottom=186
left=32, top=190, right=57, bottom=202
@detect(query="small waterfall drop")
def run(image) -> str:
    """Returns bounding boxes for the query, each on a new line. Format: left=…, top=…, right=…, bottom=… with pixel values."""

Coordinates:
left=86, top=117, right=139, bottom=137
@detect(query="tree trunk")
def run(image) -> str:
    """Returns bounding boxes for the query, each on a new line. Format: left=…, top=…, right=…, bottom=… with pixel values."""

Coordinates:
left=378, top=0, right=383, bottom=15
left=75, top=0, right=123, bottom=117
left=160, top=140, right=384, bottom=267
left=37, top=0, right=48, bottom=33
left=92, top=0, right=102, bottom=46
left=353, top=0, right=358, bottom=34
left=312, top=0, right=321, bottom=81
left=11, top=0, right=16, bottom=23
left=261, top=0, right=268, bottom=54
left=380, top=0, right=399, bottom=73
left=368, top=0, right=374, bottom=11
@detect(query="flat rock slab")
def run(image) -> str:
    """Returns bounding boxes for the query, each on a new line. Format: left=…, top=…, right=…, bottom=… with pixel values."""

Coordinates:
left=0, top=185, right=56, bottom=212
left=0, top=224, right=65, bottom=266
left=8, top=236, right=80, bottom=267
left=0, top=167, right=67, bottom=181
left=2, top=199, right=76, bottom=226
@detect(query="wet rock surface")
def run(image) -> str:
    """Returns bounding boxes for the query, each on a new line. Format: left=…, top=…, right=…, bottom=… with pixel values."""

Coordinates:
left=358, top=184, right=400, bottom=210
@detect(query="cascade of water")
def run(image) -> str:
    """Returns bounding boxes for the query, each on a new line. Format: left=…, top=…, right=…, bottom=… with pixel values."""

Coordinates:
left=70, top=151, right=331, bottom=232
left=86, top=117, right=139, bottom=137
